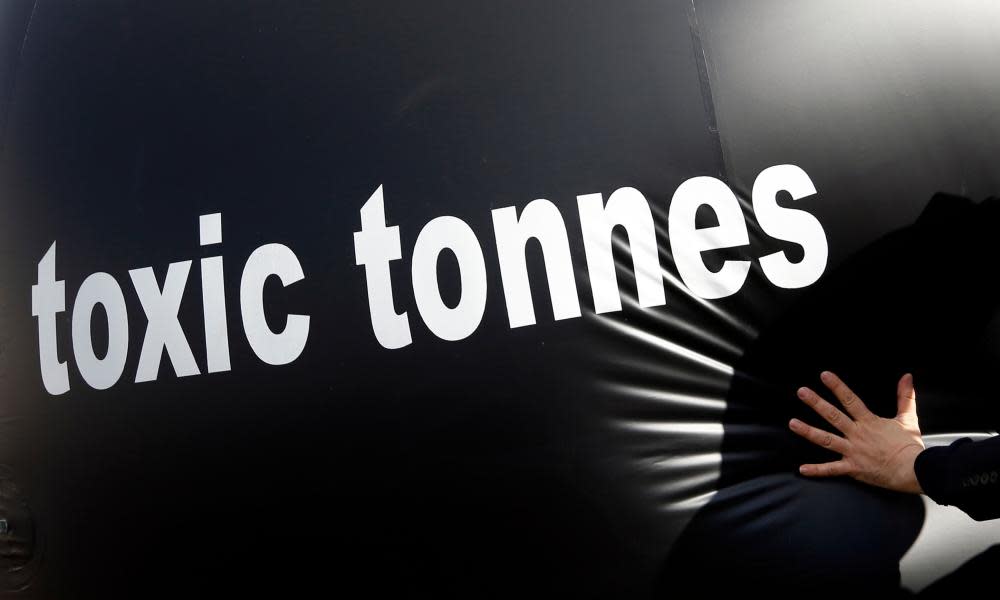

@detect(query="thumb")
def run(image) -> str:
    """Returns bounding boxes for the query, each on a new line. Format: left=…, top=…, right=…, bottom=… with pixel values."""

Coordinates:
left=896, top=372, right=917, bottom=419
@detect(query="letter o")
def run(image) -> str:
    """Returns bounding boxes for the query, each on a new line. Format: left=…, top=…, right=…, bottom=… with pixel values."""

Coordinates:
left=71, top=272, right=129, bottom=390
left=411, top=216, right=488, bottom=341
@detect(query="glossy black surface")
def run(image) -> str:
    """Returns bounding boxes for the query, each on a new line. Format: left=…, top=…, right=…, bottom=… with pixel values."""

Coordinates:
left=1, top=2, right=999, bottom=597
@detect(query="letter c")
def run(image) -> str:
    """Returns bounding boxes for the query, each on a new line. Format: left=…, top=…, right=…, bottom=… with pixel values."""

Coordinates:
left=240, top=244, right=310, bottom=365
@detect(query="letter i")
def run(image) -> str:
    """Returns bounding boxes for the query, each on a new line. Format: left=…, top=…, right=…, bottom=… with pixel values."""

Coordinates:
left=200, top=213, right=231, bottom=373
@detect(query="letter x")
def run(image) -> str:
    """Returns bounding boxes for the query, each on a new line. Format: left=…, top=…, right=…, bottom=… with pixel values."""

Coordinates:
left=129, top=261, right=200, bottom=382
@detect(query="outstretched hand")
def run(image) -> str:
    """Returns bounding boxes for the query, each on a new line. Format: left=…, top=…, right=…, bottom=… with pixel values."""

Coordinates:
left=789, top=371, right=924, bottom=494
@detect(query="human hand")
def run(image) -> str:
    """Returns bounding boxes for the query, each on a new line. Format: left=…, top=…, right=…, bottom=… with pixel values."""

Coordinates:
left=788, top=371, right=924, bottom=494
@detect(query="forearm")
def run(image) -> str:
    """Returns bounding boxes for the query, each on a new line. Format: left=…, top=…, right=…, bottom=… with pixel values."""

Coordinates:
left=915, top=435, right=1000, bottom=521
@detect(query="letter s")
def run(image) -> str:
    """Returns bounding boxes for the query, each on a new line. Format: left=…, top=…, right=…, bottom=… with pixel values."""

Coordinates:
left=752, top=164, right=828, bottom=288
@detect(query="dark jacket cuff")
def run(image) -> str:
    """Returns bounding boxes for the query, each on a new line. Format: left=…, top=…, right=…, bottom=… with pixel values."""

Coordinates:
left=914, top=437, right=974, bottom=507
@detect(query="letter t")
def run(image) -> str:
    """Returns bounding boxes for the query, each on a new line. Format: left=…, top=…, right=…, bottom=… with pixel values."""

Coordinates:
left=353, top=185, right=412, bottom=349
left=31, top=242, right=70, bottom=395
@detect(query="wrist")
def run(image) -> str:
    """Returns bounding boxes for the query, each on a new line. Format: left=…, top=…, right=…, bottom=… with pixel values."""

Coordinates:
left=894, top=444, right=924, bottom=494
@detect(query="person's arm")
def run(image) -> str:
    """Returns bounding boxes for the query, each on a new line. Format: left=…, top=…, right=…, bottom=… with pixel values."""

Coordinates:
left=915, top=435, right=1000, bottom=521
left=788, top=371, right=1000, bottom=521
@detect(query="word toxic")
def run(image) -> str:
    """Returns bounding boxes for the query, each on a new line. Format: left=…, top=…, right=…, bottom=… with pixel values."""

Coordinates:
left=31, top=214, right=309, bottom=395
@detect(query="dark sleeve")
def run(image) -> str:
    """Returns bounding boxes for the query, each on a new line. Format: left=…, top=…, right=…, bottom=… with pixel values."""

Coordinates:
left=914, top=436, right=1000, bottom=521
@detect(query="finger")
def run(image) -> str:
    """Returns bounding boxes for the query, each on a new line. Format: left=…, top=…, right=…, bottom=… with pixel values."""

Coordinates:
left=788, top=418, right=851, bottom=454
left=798, top=460, right=853, bottom=478
left=896, top=373, right=917, bottom=419
left=820, top=371, right=875, bottom=422
left=796, top=387, right=854, bottom=434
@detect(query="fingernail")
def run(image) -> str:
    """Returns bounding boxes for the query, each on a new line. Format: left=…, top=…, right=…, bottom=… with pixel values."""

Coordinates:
left=799, top=465, right=808, bottom=475
left=789, top=418, right=801, bottom=429
left=797, top=387, right=808, bottom=399
left=820, top=371, right=833, bottom=382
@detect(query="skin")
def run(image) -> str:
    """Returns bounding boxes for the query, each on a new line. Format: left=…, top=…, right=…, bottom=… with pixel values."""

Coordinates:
left=788, top=371, right=924, bottom=494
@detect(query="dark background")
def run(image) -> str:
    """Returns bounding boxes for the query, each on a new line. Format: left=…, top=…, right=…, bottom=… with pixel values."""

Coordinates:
left=1, top=1, right=999, bottom=597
